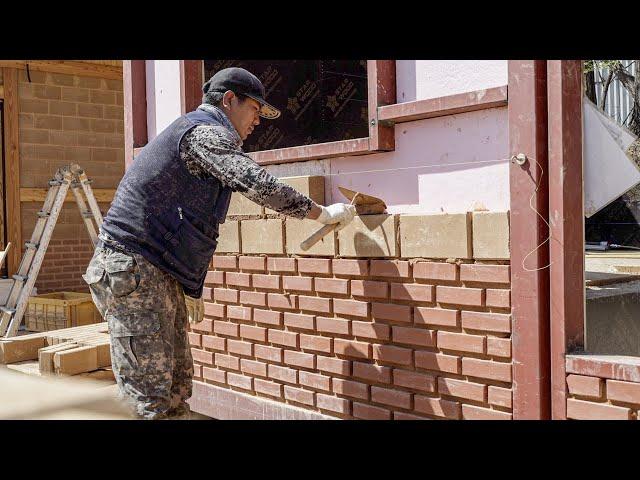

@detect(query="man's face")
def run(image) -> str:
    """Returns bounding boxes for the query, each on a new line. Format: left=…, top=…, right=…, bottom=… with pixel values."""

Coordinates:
left=224, top=91, right=261, bottom=140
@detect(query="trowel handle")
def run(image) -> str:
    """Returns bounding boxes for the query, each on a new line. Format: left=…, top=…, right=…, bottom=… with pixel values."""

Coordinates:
left=300, top=224, right=338, bottom=251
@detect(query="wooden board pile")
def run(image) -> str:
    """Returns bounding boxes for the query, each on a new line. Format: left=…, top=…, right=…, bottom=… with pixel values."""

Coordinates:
left=0, top=322, right=113, bottom=379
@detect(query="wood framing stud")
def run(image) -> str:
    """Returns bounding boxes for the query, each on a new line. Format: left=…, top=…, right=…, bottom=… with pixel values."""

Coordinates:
left=368, top=60, right=396, bottom=151
left=123, top=60, right=147, bottom=169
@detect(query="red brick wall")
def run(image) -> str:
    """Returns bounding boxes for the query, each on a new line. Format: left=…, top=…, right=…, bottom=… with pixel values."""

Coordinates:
left=189, top=255, right=513, bottom=420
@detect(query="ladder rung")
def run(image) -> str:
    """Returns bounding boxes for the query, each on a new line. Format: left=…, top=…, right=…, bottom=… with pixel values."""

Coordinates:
left=82, top=179, right=93, bottom=185
left=37, top=211, right=50, bottom=218
left=49, top=180, right=62, bottom=186
left=70, top=181, right=81, bottom=188
left=81, top=211, right=94, bottom=218
left=24, top=242, right=39, bottom=249
left=0, top=306, right=16, bottom=315
left=12, top=274, right=28, bottom=282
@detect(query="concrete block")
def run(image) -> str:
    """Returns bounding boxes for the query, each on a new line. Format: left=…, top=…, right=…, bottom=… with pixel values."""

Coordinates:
left=241, top=219, right=284, bottom=254
left=227, top=192, right=263, bottom=217
left=266, top=176, right=325, bottom=214
left=338, top=215, right=397, bottom=258
left=285, top=218, right=336, bottom=256
left=216, top=221, right=240, bottom=253
left=400, top=213, right=472, bottom=259
left=472, top=211, right=510, bottom=260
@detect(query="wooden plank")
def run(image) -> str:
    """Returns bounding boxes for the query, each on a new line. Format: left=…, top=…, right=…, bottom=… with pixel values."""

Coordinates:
left=250, top=137, right=370, bottom=166
left=0, top=60, right=122, bottom=80
left=20, top=187, right=115, bottom=203
left=0, top=336, right=46, bottom=364
left=38, top=341, right=78, bottom=374
left=3, top=68, right=21, bottom=275
left=54, top=345, right=98, bottom=375
left=0, top=85, right=4, bottom=99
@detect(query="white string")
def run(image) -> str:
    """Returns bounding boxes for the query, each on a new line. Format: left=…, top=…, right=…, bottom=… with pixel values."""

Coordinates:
left=521, top=157, right=553, bottom=272
left=324, top=158, right=510, bottom=177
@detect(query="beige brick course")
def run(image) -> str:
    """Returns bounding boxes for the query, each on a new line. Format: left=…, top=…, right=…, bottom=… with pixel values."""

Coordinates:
left=472, top=211, right=510, bottom=260
left=338, top=214, right=397, bottom=258
left=400, top=213, right=472, bottom=259
left=217, top=221, right=241, bottom=253
left=227, top=192, right=263, bottom=216
left=285, top=218, right=336, bottom=256
left=266, top=176, right=325, bottom=214
left=241, top=219, right=284, bottom=254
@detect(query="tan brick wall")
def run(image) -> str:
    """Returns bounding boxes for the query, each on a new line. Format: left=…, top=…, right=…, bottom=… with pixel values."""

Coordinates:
left=17, top=69, right=124, bottom=294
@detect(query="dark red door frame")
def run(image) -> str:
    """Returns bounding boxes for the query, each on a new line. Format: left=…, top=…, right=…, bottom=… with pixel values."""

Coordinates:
left=547, top=60, right=585, bottom=420
left=123, top=60, right=147, bottom=170
left=508, top=60, right=551, bottom=419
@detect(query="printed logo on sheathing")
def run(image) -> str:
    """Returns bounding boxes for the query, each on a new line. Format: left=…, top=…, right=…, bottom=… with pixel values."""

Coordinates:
left=206, top=60, right=244, bottom=76
left=259, top=65, right=283, bottom=98
left=327, top=78, right=357, bottom=119
left=256, top=124, right=284, bottom=151
left=288, top=80, right=320, bottom=121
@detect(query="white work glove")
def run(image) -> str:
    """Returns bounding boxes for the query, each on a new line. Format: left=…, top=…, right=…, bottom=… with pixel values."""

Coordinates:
left=187, top=295, right=205, bottom=325
left=316, top=203, right=357, bottom=231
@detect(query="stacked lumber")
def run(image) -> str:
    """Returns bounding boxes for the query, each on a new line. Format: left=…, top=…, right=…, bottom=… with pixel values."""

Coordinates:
left=0, top=322, right=113, bottom=379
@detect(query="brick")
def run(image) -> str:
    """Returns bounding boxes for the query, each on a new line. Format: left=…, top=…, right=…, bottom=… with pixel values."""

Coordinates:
left=90, top=89, right=116, bottom=104
left=253, top=309, right=283, bottom=326
left=285, top=218, right=336, bottom=256
left=486, top=289, right=511, bottom=308
left=268, top=329, right=298, bottom=348
left=295, top=259, right=330, bottom=276
left=227, top=191, right=263, bottom=216
left=226, top=305, right=252, bottom=321
left=202, top=366, right=226, bottom=384
left=20, top=98, right=49, bottom=113
left=21, top=129, right=49, bottom=144
left=282, top=275, right=313, bottom=292
left=390, top=283, right=435, bottom=303
left=254, top=378, right=283, bottom=398
left=284, top=350, right=315, bottom=369
left=335, top=339, right=371, bottom=359
left=203, top=302, right=225, bottom=318
left=252, top=274, right=281, bottom=290
left=400, top=213, right=472, bottom=259
left=351, top=321, right=390, bottom=341
left=414, top=306, right=459, bottom=327
left=352, top=402, right=392, bottom=420
left=227, top=339, right=253, bottom=356
left=34, top=114, right=62, bottom=130
left=462, top=404, right=512, bottom=420
left=413, top=262, right=459, bottom=281
left=77, top=103, right=103, bottom=118
left=239, top=291, right=267, bottom=307
left=211, top=256, right=237, bottom=269
left=268, top=364, right=298, bottom=384
left=338, top=214, right=398, bottom=257
left=254, top=344, right=283, bottom=363
left=191, top=348, right=213, bottom=365
left=282, top=313, right=314, bottom=331
left=351, top=280, right=387, bottom=299
left=438, top=377, right=487, bottom=402
left=316, top=394, right=350, bottom=414
left=414, top=395, right=461, bottom=419
left=606, top=380, right=640, bottom=404
left=299, top=371, right=331, bottom=392
left=299, top=334, right=332, bottom=353
left=488, top=386, right=513, bottom=409
left=393, top=369, right=436, bottom=393
left=333, top=299, right=368, bottom=318
left=63, top=116, right=91, bottom=132
left=486, top=337, right=512, bottom=358
left=371, top=303, right=411, bottom=323
left=238, top=256, right=266, bottom=271
left=188, top=332, right=202, bottom=347
left=77, top=132, right=103, bottom=147
left=566, top=398, right=631, bottom=420
left=202, top=333, right=226, bottom=351
left=332, top=259, right=368, bottom=277
left=49, top=100, right=76, bottom=116
left=437, top=286, right=484, bottom=307
left=352, top=362, right=392, bottom=384
left=267, top=257, right=296, bottom=273
left=460, top=264, right=510, bottom=284
left=191, top=319, right=213, bottom=333
left=61, top=87, right=90, bottom=103
left=267, top=293, right=298, bottom=311
left=226, top=272, right=251, bottom=288
left=371, top=386, right=412, bottom=409
left=473, top=212, right=510, bottom=260
left=213, top=321, right=239, bottom=337
left=462, top=358, right=512, bottom=382
left=267, top=176, right=325, bottom=213
left=333, top=378, right=369, bottom=400
left=284, top=386, right=315, bottom=406
left=394, top=412, right=430, bottom=420
left=241, top=220, right=284, bottom=254
left=104, top=105, right=123, bottom=119
left=370, top=260, right=409, bottom=278
left=415, top=351, right=461, bottom=374
left=193, top=364, right=202, bottom=379
left=317, top=356, right=351, bottom=376
left=214, top=288, right=238, bottom=303
left=214, top=353, right=240, bottom=370
left=437, top=331, right=485, bottom=354
left=392, top=326, right=436, bottom=347
left=202, top=287, right=213, bottom=301
left=240, top=359, right=268, bottom=377
left=462, top=299, right=507, bottom=325
left=314, top=278, right=349, bottom=295
left=217, top=221, right=240, bottom=253
left=201, top=273, right=220, bottom=294
left=49, top=131, right=77, bottom=148
left=298, top=295, right=331, bottom=314
left=316, top=317, right=350, bottom=335
left=227, top=372, right=253, bottom=390
left=373, top=344, right=413, bottom=366
left=240, top=324, right=267, bottom=342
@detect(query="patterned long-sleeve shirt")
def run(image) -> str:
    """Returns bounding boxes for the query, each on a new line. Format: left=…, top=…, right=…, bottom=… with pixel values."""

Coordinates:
left=178, top=103, right=314, bottom=219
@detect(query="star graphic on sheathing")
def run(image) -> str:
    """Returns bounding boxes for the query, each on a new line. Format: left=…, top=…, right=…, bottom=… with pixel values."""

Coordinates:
left=326, top=95, right=339, bottom=111
left=287, top=97, right=300, bottom=113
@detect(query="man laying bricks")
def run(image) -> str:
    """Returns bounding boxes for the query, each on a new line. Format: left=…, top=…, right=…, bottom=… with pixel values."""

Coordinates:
left=82, top=67, right=356, bottom=419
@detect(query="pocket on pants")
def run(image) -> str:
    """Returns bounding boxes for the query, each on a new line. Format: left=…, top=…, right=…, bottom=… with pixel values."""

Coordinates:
left=108, top=311, right=162, bottom=374
left=105, top=251, right=140, bottom=297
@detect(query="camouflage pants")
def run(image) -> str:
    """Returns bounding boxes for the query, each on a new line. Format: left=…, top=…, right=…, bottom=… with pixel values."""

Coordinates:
left=82, top=245, right=194, bottom=420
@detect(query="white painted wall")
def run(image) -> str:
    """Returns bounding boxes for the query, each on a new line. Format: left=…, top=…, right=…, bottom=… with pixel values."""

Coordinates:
left=145, top=60, right=183, bottom=141
left=396, top=60, right=508, bottom=102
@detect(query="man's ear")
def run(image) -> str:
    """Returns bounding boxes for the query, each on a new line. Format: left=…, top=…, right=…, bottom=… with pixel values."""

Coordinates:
left=222, top=90, right=235, bottom=109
